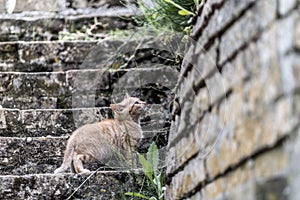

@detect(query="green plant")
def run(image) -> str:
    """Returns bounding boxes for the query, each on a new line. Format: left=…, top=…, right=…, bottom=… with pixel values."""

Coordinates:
left=135, top=0, right=202, bottom=33
left=125, top=142, right=165, bottom=200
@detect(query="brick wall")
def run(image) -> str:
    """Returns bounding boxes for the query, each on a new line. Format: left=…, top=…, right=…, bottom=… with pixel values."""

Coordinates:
left=165, top=0, right=300, bottom=199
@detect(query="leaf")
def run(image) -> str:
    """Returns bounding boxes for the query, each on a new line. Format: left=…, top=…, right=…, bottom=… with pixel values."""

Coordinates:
left=138, top=153, right=153, bottom=182
left=178, top=10, right=193, bottom=16
left=158, top=172, right=163, bottom=191
left=5, top=0, right=16, bottom=14
left=147, top=142, right=159, bottom=174
left=125, top=192, right=149, bottom=199
left=152, top=12, right=158, bottom=19
left=153, top=172, right=163, bottom=195
left=194, top=0, right=199, bottom=7
left=149, top=197, right=157, bottom=200
left=194, top=0, right=200, bottom=11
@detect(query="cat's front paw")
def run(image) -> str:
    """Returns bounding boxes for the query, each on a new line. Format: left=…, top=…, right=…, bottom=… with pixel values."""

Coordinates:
left=79, top=169, right=91, bottom=174
left=54, top=167, right=65, bottom=174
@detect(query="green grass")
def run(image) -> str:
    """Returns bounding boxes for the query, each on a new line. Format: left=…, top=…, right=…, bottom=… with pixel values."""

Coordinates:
left=135, top=0, right=201, bottom=33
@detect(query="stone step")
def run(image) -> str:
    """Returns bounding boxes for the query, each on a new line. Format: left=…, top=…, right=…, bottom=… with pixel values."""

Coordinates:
left=0, top=39, right=118, bottom=72
left=0, top=107, right=169, bottom=137
left=0, top=34, right=176, bottom=72
left=0, top=7, right=136, bottom=42
left=0, top=107, right=111, bottom=137
left=0, top=132, right=167, bottom=175
left=0, top=66, right=175, bottom=109
left=0, top=136, right=66, bottom=175
left=0, top=40, right=97, bottom=72
left=0, top=171, right=136, bottom=199
left=0, top=0, right=129, bottom=13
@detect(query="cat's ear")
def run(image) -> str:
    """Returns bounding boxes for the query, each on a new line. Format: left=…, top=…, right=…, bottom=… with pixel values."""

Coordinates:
left=124, top=93, right=130, bottom=99
left=110, top=104, right=124, bottom=112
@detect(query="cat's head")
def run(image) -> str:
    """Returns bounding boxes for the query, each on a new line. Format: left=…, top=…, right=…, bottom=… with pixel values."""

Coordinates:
left=110, top=93, right=147, bottom=122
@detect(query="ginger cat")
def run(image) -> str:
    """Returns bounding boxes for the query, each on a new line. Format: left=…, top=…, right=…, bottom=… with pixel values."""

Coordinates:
left=54, top=94, right=147, bottom=174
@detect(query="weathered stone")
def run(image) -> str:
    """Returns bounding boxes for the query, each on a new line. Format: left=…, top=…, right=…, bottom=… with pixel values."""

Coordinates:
left=0, top=136, right=140, bottom=175
left=202, top=145, right=290, bottom=200
left=277, top=12, right=299, bottom=56
left=166, top=0, right=300, bottom=199
left=278, top=0, right=297, bottom=16
left=225, top=162, right=255, bottom=193
left=296, top=17, right=300, bottom=49
left=277, top=13, right=300, bottom=94
left=225, top=182, right=255, bottom=200
left=190, top=87, right=210, bottom=125
left=13, top=0, right=61, bottom=12
left=0, top=107, right=165, bottom=137
left=0, top=171, right=136, bottom=199
left=0, top=66, right=173, bottom=109
left=206, top=120, right=238, bottom=178
left=204, top=72, right=228, bottom=105
left=219, top=0, right=277, bottom=65
left=206, top=90, right=297, bottom=179
left=289, top=126, right=300, bottom=200
left=202, top=177, right=226, bottom=200
left=0, top=41, right=96, bottom=71
left=66, top=0, right=123, bottom=9
left=0, top=11, right=135, bottom=41
left=167, top=106, right=222, bottom=175
left=192, top=39, right=219, bottom=81
left=0, top=36, right=174, bottom=72
left=191, top=0, right=225, bottom=38
left=196, top=0, right=256, bottom=50
left=0, top=107, right=112, bottom=137
left=0, top=0, right=78, bottom=14
left=221, top=49, right=246, bottom=92
left=0, top=137, right=66, bottom=175
left=255, top=176, right=289, bottom=200
left=187, top=190, right=204, bottom=200
left=254, top=147, right=289, bottom=179
left=219, top=90, right=290, bottom=178
left=166, top=154, right=205, bottom=199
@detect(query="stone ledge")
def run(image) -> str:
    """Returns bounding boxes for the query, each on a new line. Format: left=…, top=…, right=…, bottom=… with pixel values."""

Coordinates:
left=0, top=131, right=168, bottom=175
left=0, top=136, right=67, bottom=175
left=0, top=171, right=135, bottom=199
left=0, top=66, right=174, bottom=109
left=0, top=107, right=112, bottom=137
left=0, top=35, right=176, bottom=72
left=0, top=107, right=168, bottom=137
left=0, top=41, right=97, bottom=71
left=0, top=12, right=135, bottom=41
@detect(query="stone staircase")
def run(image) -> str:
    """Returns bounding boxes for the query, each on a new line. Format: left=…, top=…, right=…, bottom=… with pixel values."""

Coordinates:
left=0, top=1, right=173, bottom=199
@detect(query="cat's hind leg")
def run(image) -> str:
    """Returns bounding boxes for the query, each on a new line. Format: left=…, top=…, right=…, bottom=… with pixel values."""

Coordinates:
left=73, top=152, right=91, bottom=174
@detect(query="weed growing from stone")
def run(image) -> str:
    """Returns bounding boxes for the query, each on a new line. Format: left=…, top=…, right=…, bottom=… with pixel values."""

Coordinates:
left=134, top=0, right=202, bottom=33
left=125, top=142, right=165, bottom=200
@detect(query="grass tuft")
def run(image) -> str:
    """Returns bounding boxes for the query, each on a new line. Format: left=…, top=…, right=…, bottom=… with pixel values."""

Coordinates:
left=135, top=0, right=200, bottom=33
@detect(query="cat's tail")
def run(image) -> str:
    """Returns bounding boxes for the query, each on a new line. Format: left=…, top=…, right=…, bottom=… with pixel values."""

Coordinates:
left=54, top=138, right=76, bottom=174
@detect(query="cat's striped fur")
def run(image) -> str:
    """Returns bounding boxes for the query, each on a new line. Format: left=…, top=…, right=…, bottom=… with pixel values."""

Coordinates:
left=54, top=94, right=146, bottom=174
